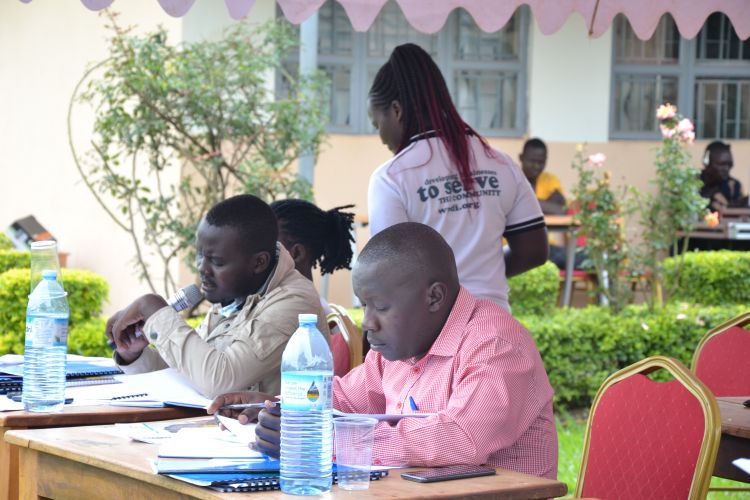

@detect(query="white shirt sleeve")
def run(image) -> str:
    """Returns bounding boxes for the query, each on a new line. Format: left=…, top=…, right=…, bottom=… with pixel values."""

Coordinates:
left=368, top=166, right=409, bottom=236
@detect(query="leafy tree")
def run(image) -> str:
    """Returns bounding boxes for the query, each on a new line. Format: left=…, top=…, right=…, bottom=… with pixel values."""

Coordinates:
left=68, top=14, right=328, bottom=296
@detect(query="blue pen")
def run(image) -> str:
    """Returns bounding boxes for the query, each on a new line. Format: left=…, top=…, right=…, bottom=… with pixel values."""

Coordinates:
left=408, top=396, right=418, bottom=411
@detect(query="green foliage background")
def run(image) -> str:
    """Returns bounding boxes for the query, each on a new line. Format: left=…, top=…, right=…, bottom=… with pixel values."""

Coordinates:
left=0, top=250, right=31, bottom=274
left=508, top=261, right=560, bottom=316
left=0, top=268, right=109, bottom=354
left=664, top=250, right=750, bottom=305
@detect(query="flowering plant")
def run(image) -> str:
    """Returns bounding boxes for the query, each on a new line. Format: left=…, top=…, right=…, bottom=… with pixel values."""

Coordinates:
left=571, top=147, right=633, bottom=313
left=630, top=104, right=707, bottom=307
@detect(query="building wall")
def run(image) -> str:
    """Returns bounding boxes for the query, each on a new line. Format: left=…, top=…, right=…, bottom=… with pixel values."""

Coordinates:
left=527, top=13, right=612, bottom=142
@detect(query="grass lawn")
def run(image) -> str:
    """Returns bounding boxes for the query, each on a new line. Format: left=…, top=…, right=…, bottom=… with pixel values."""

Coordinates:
left=557, top=415, right=747, bottom=498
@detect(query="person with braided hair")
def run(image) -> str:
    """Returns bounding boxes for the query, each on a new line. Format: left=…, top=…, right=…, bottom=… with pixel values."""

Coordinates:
left=270, top=199, right=355, bottom=376
left=367, top=43, right=548, bottom=311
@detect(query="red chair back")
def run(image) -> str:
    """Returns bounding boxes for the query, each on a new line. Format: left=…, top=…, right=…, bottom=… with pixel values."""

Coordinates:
left=693, top=325, right=750, bottom=396
left=576, top=357, right=720, bottom=500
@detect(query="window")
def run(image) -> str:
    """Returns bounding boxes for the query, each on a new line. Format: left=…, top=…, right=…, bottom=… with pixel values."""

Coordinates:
left=611, top=13, right=750, bottom=139
left=279, top=2, right=529, bottom=136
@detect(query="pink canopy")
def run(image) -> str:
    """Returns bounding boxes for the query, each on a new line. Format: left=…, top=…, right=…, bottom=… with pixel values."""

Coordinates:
left=19, top=0, right=750, bottom=39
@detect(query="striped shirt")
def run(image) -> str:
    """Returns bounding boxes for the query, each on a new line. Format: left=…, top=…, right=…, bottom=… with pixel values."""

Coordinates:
left=333, top=287, right=558, bottom=478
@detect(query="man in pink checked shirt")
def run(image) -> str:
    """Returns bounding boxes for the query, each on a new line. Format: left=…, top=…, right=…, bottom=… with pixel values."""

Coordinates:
left=209, top=222, right=558, bottom=479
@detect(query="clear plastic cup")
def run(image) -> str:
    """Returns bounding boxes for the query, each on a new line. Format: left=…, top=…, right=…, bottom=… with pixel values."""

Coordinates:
left=333, top=416, right=378, bottom=490
left=29, top=240, right=62, bottom=293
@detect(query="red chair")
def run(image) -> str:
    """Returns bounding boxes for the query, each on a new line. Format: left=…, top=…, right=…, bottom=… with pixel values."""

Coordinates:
left=575, top=356, right=720, bottom=500
left=692, top=311, right=750, bottom=396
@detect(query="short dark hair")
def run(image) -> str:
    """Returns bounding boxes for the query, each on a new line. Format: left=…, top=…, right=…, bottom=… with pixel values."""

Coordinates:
left=359, top=222, right=458, bottom=286
left=205, top=194, right=277, bottom=254
left=270, top=199, right=355, bottom=275
left=706, top=140, right=731, bottom=158
left=522, top=137, right=547, bottom=154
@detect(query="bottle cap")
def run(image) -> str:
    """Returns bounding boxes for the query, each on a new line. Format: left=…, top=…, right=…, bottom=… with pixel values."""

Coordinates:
left=42, top=270, right=58, bottom=280
left=298, top=313, right=318, bottom=324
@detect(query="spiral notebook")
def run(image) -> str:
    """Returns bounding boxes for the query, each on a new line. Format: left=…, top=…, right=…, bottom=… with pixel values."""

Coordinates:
left=0, top=358, right=122, bottom=395
left=168, top=469, right=389, bottom=492
left=0, top=360, right=122, bottom=379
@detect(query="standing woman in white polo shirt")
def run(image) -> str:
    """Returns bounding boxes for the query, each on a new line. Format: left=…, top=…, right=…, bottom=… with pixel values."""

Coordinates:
left=366, top=43, right=548, bottom=311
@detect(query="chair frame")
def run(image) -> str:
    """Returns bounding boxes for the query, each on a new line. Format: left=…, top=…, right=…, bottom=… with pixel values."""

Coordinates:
left=691, top=310, right=750, bottom=371
left=690, top=311, right=750, bottom=493
left=327, top=304, right=363, bottom=370
left=575, top=356, right=721, bottom=500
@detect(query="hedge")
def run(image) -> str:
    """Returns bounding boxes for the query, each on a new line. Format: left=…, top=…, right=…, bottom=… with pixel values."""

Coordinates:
left=664, top=250, right=750, bottom=305
left=0, top=250, right=30, bottom=274
left=0, top=234, right=14, bottom=250
left=508, top=261, right=560, bottom=316
left=348, top=301, right=745, bottom=410
left=68, top=317, right=110, bottom=357
left=0, top=268, right=109, bottom=354
left=519, top=303, right=746, bottom=409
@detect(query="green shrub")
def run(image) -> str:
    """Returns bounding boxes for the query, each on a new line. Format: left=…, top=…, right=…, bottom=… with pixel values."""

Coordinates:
left=68, top=317, right=110, bottom=357
left=0, top=268, right=109, bottom=354
left=664, top=250, right=750, bottom=305
left=508, top=261, right=560, bottom=316
left=520, top=303, right=746, bottom=409
left=0, top=250, right=30, bottom=274
left=0, top=233, right=14, bottom=250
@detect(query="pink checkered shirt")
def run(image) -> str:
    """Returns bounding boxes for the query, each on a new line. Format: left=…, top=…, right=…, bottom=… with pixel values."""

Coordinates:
left=333, top=287, right=558, bottom=479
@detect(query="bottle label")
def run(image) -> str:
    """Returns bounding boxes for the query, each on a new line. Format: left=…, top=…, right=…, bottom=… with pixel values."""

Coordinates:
left=281, top=372, right=333, bottom=411
left=25, top=316, right=68, bottom=347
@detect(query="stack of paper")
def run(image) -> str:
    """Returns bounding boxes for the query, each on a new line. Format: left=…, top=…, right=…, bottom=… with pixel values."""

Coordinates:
left=67, top=368, right=212, bottom=409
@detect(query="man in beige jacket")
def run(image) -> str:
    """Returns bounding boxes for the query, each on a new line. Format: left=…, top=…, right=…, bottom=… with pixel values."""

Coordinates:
left=106, top=194, right=328, bottom=399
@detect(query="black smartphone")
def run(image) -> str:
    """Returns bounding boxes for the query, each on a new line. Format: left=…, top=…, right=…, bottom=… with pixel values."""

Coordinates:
left=401, top=465, right=496, bottom=483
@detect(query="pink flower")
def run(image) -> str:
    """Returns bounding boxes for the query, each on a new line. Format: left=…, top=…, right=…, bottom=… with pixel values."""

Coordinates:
left=656, top=104, right=677, bottom=121
left=680, top=130, right=695, bottom=144
left=660, top=124, right=676, bottom=139
left=676, top=118, right=694, bottom=133
left=587, top=153, right=607, bottom=167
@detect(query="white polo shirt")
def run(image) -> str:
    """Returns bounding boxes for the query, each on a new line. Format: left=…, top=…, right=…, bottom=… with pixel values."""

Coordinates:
left=368, top=133, right=544, bottom=310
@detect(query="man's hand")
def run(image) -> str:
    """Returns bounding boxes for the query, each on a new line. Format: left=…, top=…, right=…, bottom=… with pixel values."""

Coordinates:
left=255, top=403, right=281, bottom=458
left=207, top=391, right=275, bottom=424
left=105, top=294, right=168, bottom=364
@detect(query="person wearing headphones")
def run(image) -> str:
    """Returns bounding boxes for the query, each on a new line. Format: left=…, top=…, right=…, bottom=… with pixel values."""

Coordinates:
left=700, top=141, right=748, bottom=211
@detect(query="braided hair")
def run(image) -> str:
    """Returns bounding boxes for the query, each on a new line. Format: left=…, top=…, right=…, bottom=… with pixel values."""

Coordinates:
left=368, top=43, right=493, bottom=191
left=270, top=199, right=355, bottom=275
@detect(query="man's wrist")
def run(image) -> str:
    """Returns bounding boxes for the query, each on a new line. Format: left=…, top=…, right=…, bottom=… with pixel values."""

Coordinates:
left=115, top=350, right=139, bottom=366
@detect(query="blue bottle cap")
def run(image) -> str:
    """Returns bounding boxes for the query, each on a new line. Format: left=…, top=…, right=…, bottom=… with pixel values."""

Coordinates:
left=298, top=313, right=318, bottom=324
left=42, top=270, right=58, bottom=280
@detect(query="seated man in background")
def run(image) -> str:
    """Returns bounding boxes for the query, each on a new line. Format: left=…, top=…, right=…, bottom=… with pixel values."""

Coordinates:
left=106, top=194, right=328, bottom=399
left=519, top=137, right=583, bottom=269
left=210, top=222, right=558, bottom=479
left=700, top=140, right=748, bottom=212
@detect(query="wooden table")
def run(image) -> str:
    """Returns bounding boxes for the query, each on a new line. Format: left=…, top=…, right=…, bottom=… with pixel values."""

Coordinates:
left=0, top=405, right=203, bottom=500
left=715, top=396, right=750, bottom=483
left=4, top=422, right=568, bottom=499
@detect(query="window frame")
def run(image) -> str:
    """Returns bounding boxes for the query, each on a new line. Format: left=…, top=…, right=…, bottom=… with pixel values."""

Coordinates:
left=280, top=3, right=530, bottom=137
left=609, top=14, right=750, bottom=140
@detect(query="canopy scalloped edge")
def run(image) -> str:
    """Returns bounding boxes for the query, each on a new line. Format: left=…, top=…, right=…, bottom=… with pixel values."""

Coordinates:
left=20, top=0, right=750, bottom=40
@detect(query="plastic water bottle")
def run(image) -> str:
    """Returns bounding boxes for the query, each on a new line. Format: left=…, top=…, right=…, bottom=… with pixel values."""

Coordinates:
left=22, top=269, right=69, bottom=412
left=280, top=313, right=333, bottom=495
